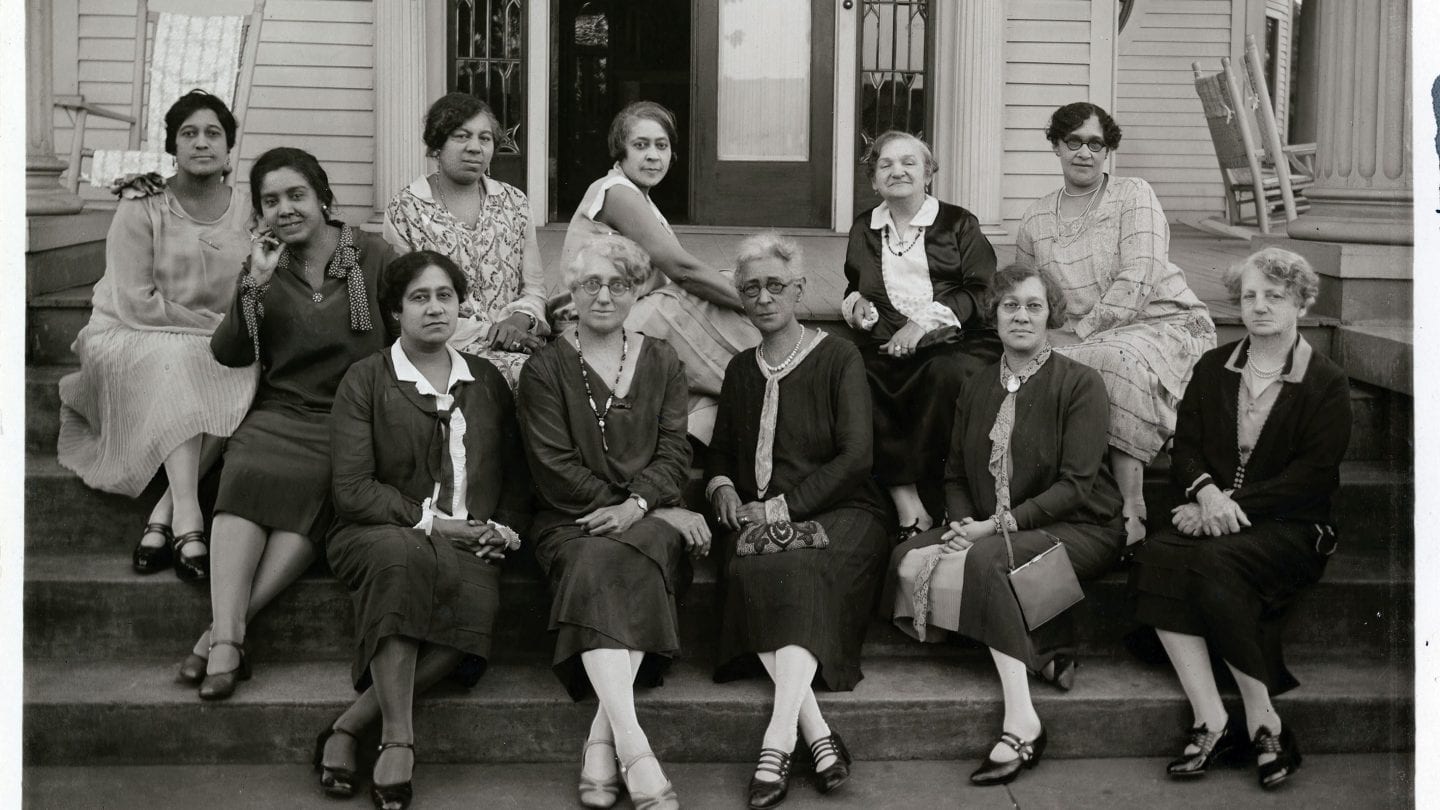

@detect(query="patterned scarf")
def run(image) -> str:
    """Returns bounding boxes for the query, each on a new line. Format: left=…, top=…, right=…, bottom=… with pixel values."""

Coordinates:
left=752, top=330, right=826, bottom=497
left=239, top=225, right=373, bottom=361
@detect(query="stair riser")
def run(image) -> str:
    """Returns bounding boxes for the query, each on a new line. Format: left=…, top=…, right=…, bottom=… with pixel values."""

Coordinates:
left=24, top=571, right=1410, bottom=662
left=22, top=692, right=1413, bottom=766
left=26, top=308, right=86, bottom=366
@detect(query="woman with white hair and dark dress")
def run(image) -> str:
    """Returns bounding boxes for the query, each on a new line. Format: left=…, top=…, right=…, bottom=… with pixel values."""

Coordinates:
left=518, top=234, right=710, bottom=810
left=842, top=130, right=1001, bottom=542
left=1130, top=248, right=1350, bottom=790
left=707, top=232, right=890, bottom=808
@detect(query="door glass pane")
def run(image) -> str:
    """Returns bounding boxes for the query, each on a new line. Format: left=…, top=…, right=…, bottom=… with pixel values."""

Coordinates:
left=858, top=0, right=928, bottom=157
left=717, top=0, right=809, bottom=161
left=449, top=0, right=525, bottom=155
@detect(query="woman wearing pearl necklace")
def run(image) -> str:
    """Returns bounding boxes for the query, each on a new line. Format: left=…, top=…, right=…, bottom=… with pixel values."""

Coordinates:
left=1130, top=248, right=1350, bottom=790
left=707, top=233, right=890, bottom=808
left=1017, top=102, right=1216, bottom=556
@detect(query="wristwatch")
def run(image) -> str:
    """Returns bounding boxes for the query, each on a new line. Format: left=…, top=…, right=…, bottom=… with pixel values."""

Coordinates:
left=628, top=493, right=649, bottom=513
left=521, top=311, right=539, bottom=333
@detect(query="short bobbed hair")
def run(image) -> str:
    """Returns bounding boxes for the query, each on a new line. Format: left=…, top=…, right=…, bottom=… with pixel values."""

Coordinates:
left=249, top=147, right=336, bottom=218
left=380, top=251, right=469, bottom=323
left=735, top=230, right=804, bottom=283
left=1045, top=102, right=1123, bottom=151
left=164, top=89, right=238, bottom=155
left=566, top=234, right=654, bottom=290
left=986, top=263, right=1068, bottom=329
left=862, top=131, right=938, bottom=180
left=422, top=92, right=500, bottom=154
left=608, top=101, right=679, bottom=162
left=1223, top=247, right=1319, bottom=309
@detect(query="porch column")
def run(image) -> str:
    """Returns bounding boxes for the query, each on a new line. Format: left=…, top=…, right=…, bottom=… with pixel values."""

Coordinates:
left=27, top=0, right=84, bottom=215
left=372, top=0, right=429, bottom=220
left=1286, top=0, right=1411, bottom=246
left=931, top=0, right=1004, bottom=232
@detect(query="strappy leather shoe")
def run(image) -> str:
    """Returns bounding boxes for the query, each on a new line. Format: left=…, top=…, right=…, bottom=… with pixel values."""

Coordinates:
left=747, top=747, right=792, bottom=809
left=578, top=738, right=621, bottom=809
left=970, top=727, right=1047, bottom=786
left=198, top=639, right=250, bottom=700
left=894, top=522, right=925, bottom=545
left=621, top=750, right=679, bottom=810
left=172, top=530, right=210, bottom=582
left=371, top=741, right=414, bottom=810
left=1167, top=716, right=1240, bottom=778
left=809, top=731, right=853, bottom=793
left=1254, top=725, right=1302, bottom=790
left=314, top=722, right=361, bottom=798
left=1037, top=654, right=1078, bottom=692
left=132, top=523, right=174, bottom=574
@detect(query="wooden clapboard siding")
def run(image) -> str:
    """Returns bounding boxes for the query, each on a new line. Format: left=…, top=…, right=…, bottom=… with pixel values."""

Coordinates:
left=1114, top=0, right=1236, bottom=221
left=999, top=0, right=1099, bottom=243
left=54, top=0, right=377, bottom=220
left=1265, top=0, right=1291, bottom=136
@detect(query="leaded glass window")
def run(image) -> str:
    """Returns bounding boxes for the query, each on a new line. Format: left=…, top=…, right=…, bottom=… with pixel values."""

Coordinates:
left=858, top=0, right=930, bottom=159
left=449, top=0, right=525, bottom=155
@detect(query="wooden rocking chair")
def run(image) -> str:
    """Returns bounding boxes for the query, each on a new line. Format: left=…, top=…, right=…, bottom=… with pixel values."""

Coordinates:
left=1192, top=37, right=1313, bottom=233
left=54, top=0, right=266, bottom=192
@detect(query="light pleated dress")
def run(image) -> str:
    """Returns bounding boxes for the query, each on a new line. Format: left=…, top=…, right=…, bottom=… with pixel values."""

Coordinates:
left=58, top=188, right=259, bottom=497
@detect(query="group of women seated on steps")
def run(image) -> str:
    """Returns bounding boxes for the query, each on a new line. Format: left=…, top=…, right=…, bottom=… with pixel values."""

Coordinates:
left=57, top=89, right=1350, bottom=809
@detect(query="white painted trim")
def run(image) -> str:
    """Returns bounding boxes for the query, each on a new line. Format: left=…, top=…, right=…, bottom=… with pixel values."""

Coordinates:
left=425, top=0, right=447, bottom=103
left=52, top=0, right=78, bottom=96
left=526, top=2, right=548, bottom=225
left=831, top=2, right=857, bottom=232
left=1090, top=0, right=1118, bottom=173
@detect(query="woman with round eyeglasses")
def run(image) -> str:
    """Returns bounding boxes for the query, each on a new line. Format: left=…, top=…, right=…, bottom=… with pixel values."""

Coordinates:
left=518, top=234, right=707, bottom=810
left=884, top=263, right=1123, bottom=787
left=560, top=100, right=761, bottom=444
left=842, top=131, right=1001, bottom=544
left=385, top=93, right=548, bottom=389
left=1016, top=102, right=1215, bottom=553
left=707, top=233, right=890, bottom=808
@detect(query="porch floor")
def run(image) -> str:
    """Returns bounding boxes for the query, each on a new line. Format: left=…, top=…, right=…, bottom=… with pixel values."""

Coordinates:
left=536, top=224, right=1251, bottom=323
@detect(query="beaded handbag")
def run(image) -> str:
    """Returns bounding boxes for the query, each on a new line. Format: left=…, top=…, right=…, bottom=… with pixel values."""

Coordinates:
left=735, top=521, right=830, bottom=557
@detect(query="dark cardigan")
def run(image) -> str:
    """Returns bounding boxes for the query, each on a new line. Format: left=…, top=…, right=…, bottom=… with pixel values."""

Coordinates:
left=328, top=349, right=532, bottom=537
left=1171, top=338, right=1351, bottom=526
left=842, top=200, right=998, bottom=347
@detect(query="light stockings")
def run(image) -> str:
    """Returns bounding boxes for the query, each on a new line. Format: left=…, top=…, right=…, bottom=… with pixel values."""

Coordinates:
left=1157, top=629, right=1280, bottom=761
left=988, top=648, right=1043, bottom=763
left=887, top=484, right=932, bottom=532
left=581, top=649, right=668, bottom=795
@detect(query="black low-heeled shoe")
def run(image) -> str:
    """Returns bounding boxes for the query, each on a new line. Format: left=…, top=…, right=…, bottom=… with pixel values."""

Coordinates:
left=894, top=522, right=925, bottom=545
left=1037, top=654, right=1078, bottom=692
left=198, top=640, right=251, bottom=701
left=172, top=530, right=210, bottom=582
left=176, top=651, right=207, bottom=685
left=748, top=747, right=793, bottom=809
left=314, top=724, right=361, bottom=798
left=970, top=727, right=1047, bottom=786
left=371, top=741, right=415, bottom=810
left=1167, top=716, right=1241, bottom=778
left=1254, top=725, right=1302, bottom=790
left=132, top=523, right=174, bottom=574
left=809, top=731, right=853, bottom=793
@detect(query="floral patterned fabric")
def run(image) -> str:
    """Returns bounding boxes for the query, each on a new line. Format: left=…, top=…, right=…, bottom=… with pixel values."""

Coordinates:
left=384, top=175, right=550, bottom=389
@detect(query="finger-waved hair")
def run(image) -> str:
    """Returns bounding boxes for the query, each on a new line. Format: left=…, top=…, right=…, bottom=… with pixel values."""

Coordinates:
left=1223, top=247, right=1319, bottom=309
left=380, top=250, right=469, bottom=321
left=985, top=263, right=1068, bottom=329
left=566, top=234, right=654, bottom=290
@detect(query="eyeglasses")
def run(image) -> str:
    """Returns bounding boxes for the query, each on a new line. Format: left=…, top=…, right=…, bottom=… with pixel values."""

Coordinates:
left=998, top=301, right=1048, bottom=316
left=1062, top=137, right=1108, bottom=153
left=738, top=279, right=796, bottom=299
left=573, top=278, right=634, bottom=296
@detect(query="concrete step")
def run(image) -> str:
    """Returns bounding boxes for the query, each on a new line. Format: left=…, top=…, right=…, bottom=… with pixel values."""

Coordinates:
left=21, top=755, right=1417, bottom=810
left=22, top=656, right=1412, bottom=767
left=23, top=541, right=1411, bottom=663
left=23, top=452, right=1414, bottom=555
left=27, top=284, right=93, bottom=365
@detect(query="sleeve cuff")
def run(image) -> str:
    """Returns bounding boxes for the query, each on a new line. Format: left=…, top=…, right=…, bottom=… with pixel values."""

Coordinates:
left=488, top=520, right=522, bottom=550
left=705, top=475, right=735, bottom=501
left=413, top=497, right=436, bottom=536
left=841, top=292, right=878, bottom=331
left=1185, top=474, right=1215, bottom=502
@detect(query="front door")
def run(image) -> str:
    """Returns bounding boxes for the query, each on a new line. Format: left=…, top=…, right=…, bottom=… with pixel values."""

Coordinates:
left=692, top=0, right=835, bottom=227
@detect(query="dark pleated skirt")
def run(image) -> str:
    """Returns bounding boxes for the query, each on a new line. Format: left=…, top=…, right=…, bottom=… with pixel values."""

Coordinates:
left=327, top=523, right=501, bottom=690
left=532, top=514, right=691, bottom=701
left=1130, top=521, right=1328, bottom=695
left=944, top=522, right=1122, bottom=670
left=713, top=507, right=890, bottom=692
left=863, top=334, right=1000, bottom=486
left=215, top=404, right=333, bottom=537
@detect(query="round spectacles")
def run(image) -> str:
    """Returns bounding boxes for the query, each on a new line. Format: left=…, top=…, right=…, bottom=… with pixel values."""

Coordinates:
left=573, top=278, right=634, bottom=296
left=1062, top=137, right=1108, bottom=153
left=998, top=301, right=1047, bottom=316
left=738, top=279, right=796, bottom=299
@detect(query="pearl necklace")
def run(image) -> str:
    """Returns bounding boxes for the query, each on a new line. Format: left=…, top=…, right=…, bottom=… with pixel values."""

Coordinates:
left=761, top=324, right=807, bottom=373
left=1055, top=177, right=1105, bottom=222
left=575, top=329, right=628, bottom=451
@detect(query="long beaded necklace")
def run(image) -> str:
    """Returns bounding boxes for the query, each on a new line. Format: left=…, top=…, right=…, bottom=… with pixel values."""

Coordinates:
left=575, top=329, right=628, bottom=451
left=760, top=324, right=807, bottom=373
left=882, top=224, right=924, bottom=256
left=1233, top=346, right=1287, bottom=488
left=1055, top=179, right=1104, bottom=222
